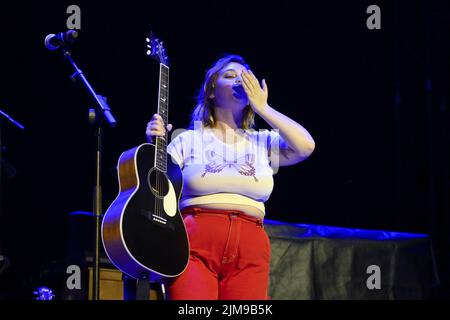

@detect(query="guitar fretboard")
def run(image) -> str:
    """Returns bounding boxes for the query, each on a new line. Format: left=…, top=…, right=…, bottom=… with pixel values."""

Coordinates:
left=155, top=63, right=169, bottom=172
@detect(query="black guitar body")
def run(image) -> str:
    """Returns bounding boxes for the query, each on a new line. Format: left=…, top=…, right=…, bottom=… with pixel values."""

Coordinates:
left=102, top=143, right=189, bottom=280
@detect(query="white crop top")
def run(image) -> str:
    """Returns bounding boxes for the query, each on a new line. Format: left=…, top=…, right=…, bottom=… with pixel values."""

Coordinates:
left=166, top=126, right=281, bottom=217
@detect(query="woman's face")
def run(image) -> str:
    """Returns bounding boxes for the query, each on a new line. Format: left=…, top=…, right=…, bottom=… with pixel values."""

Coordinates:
left=212, top=62, right=249, bottom=108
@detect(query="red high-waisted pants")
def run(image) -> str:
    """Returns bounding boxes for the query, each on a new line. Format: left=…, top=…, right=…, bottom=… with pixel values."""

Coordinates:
left=167, top=207, right=271, bottom=300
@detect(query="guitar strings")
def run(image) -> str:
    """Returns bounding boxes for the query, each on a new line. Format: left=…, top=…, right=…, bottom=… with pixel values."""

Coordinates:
left=157, top=136, right=160, bottom=218
left=156, top=72, right=168, bottom=219
left=159, top=135, right=162, bottom=218
left=158, top=136, right=159, bottom=218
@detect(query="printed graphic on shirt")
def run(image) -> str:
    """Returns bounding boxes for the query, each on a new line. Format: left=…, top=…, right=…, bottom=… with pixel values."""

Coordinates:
left=201, top=150, right=259, bottom=182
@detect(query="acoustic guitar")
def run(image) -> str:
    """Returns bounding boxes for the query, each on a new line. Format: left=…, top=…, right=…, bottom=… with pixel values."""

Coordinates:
left=101, top=31, right=189, bottom=280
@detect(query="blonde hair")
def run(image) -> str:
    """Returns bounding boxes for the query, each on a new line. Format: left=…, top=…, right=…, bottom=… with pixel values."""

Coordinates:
left=189, top=54, right=255, bottom=130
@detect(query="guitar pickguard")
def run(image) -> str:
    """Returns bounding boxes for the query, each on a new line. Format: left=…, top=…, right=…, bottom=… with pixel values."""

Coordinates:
left=163, top=179, right=177, bottom=217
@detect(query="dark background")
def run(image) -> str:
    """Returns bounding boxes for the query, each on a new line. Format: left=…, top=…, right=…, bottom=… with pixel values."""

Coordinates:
left=0, top=0, right=449, bottom=298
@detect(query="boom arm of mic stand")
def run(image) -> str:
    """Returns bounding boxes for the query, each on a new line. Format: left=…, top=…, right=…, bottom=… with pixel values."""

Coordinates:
left=63, top=50, right=117, bottom=128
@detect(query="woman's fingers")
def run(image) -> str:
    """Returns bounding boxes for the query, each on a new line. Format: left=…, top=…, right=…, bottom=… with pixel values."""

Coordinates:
left=146, top=114, right=169, bottom=143
left=147, top=122, right=164, bottom=130
left=244, top=70, right=260, bottom=90
left=150, top=114, right=164, bottom=125
left=262, top=79, right=268, bottom=93
left=146, top=115, right=172, bottom=138
left=242, top=72, right=254, bottom=96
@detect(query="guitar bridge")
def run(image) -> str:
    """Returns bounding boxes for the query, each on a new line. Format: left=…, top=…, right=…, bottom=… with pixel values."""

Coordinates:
left=140, top=209, right=167, bottom=225
left=152, top=214, right=167, bottom=225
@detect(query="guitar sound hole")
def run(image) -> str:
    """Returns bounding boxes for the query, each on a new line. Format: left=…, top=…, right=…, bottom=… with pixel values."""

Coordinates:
left=147, top=168, right=169, bottom=198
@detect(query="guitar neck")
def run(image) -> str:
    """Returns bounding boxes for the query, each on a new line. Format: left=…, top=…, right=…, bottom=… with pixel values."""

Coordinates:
left=155, top=63, right=169, bottom=172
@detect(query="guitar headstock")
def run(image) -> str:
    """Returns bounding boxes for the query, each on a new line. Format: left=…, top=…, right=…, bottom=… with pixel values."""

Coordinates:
left=146, top=31, right=169, bottom=66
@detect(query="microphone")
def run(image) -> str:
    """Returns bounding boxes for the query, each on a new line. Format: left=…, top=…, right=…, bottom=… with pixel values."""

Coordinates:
left=44, top=30, right=79, bottom=50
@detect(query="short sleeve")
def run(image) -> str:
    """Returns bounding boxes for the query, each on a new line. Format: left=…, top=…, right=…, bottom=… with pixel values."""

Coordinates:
left=267, top=129, right=287, bottom=158
left=167, top=130, right=186, bottom=169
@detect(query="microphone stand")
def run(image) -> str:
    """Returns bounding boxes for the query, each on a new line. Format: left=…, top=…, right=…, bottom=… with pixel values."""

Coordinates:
left=0, top=108, right=25, bottom=275
left=58, top=45, right=117, bottom=300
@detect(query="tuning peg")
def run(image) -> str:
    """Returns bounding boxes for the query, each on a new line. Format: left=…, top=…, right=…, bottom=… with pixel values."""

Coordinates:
left=146, top=50, right=151, bottom=56
left=146, top=38, right=150, bottom=43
